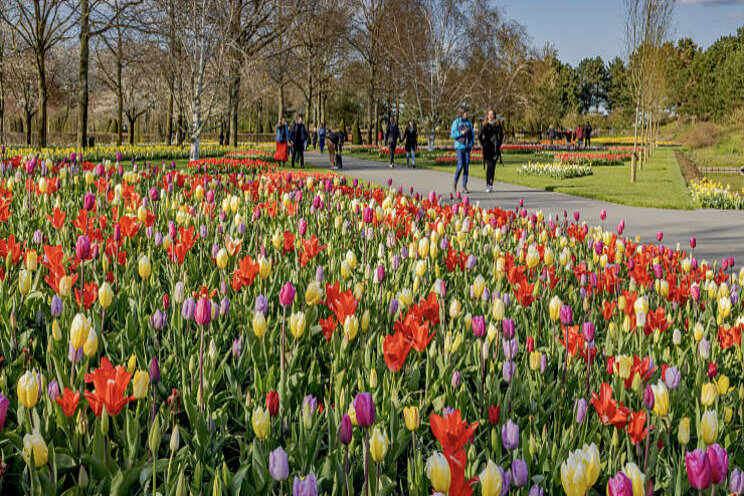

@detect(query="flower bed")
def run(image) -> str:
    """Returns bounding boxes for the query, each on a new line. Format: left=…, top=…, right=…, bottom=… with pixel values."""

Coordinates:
left=0, top=151, right=740, bottom=495
left=553, top=152, right=632, bottom=166
left=2, top=143, right=231, bottom=163
left=690, top=177, right=744, bottom=209
left=517, top=161, right=593, bottom=178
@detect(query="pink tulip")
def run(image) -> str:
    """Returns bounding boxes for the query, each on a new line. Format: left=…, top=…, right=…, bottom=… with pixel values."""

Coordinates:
left=689, top=237, right=696, bottom=249
left=656, top=230, right=663, bottom=242
left=686, top=449, right=712, bottom=490
left=599, top=209, right=607, bottom=220
left=707, top=444, right=728, bottom=485
left=606, top=471, right=633, bottom=496
left=279, top=281, right=296, bottom=307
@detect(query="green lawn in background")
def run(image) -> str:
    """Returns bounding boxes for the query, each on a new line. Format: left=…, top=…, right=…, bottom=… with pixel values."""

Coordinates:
left=348, top=147, right=694, bottom=209
left=689, top=131, right=744, bottom=169
left=704, top=173, right=744, bottom=191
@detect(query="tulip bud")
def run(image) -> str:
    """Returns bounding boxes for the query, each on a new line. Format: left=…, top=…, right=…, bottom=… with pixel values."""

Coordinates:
left=149, top=415, right=161, bottom=455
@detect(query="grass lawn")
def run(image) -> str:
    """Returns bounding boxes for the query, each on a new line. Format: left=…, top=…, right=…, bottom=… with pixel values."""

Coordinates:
left=705, top=172, right=744, bottom=191
left=348, top=147, right=694, bottom=209
left=687, top=128, right=744, bottom=170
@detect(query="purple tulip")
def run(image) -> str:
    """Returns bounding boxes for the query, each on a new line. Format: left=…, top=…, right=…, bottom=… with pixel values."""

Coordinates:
left=582, top=322, right=595, bottom=342
left=149, top=187, right=159, bottom=201
left=33, top=230, right=43, bottom=244
left=502, top=360, right=516, bottom=382
left=502, top=318, right=515, bottom=339
left=606, top=471, right=633, bottom=496
left=500, top=466, right=511, bottom=495
left=354, top=392, right=375, bottom=428
left=51, top=295, right=63, bottom=317
left=0, top=394, right=8, bottom=432
left=182, top=298, right=196, bottom=320
left=232, top=336, right=243, bottom=359
left=560, top=305, right=573, bottom=326
left=68, top=341, right=84, bottom=363
left=730, top=468, right=744, bottom=494
left=389, top=298, right=399, bottom=315
left=83, top=192, right=96, bottom=211
left=375, top=265, right=386, bottom=283
left=195, top=297, right=211, bottom=326
left=75, top=235, right=91, bottom=260
left=472, top=316, right=485, bottom=338
left=686, top=449, right=712, bottom=490
left=451, top=370, right=461, bottom=388
left=707, top=444, right=729, bottom=485
left=339, top=414, right=353, bottom=444
left=149, top=356, right=160, bottom=383
left=664, top=366, right=681, bottom=390
left=269, top=446, right=289, bottom=481
left=279, top=282, right=296, bottom=307
left=503, top=338, right=519, bottom=360
left=502, top=420, right=519, bottom=450
left=292, top=473, right=318, bottom=496
left=255, top=295, right=268, bottom=315
left=574, top=398, right=587, bottom=423
left=150, top=310, right=166, bottom=330
left=643, top=385, right=655, bottom=410
left=511, top=459, right=528, bottom=487
left=47, top=381, right=60, bottom=401
left=220, top=297, right=230, bottom=316
left=528, top=485, right=544, bottom=496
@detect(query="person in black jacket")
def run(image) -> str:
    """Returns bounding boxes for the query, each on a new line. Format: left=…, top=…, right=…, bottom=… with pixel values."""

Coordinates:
left=478, top=109, right=503, bottom=193
left=384, top=116, right=400, bottom=168
left=289, top=115, right=308, bottom=168
left=401, top=120, right=417, bottom=168
left=584, top=122, right=592, bottom=148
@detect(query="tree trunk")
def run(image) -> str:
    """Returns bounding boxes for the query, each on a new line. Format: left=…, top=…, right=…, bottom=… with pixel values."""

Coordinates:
left=278, top=83, right=285, bottom=121
left=0, top=39, right=4, bottom=144
left=367, top=65, right=374, bottom=144
left=25, top=109, right=32, bottom=146
left=167, top=81, right=174, bottom=145
left=373, top=100, right=379, bottom=146
left=630, top=107, right=639, bottom=183
left=37, top=50, right=48, bottom=147
left=128, top=116, right=136, bottom=145
left=229, top=72, right=240, bottom=148
left=116, top=59, right=123, bottom=146
left=78, top=0, right=90, bottom=148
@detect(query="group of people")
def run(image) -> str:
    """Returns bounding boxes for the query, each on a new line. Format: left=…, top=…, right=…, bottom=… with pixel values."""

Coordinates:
left=384, top=117, right=418, bottom=169
left=547, top=123, right=593, bottom=147
left=274, top=116, right=345, bottom=170
left=450, top=105, right=505, bottom=194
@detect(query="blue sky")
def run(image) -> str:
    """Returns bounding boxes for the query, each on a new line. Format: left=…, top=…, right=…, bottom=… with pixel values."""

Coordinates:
left=500, top=0, right=744, bottom=65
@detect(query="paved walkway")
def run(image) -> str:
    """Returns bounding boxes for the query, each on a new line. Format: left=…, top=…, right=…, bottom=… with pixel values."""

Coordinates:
left=305, top=151, right=744, bottom=263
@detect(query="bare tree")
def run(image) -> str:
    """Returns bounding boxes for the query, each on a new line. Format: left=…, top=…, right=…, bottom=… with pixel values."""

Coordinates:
left=624, top=0, right=674, bottom=182
left=0, top=0, right=76, bottom=147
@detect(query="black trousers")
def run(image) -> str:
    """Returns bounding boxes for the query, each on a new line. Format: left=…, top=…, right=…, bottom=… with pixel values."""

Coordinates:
left=485, top=158, right=496, bottom=186
left=496, top=146, right=503, bottom=164
left=389, top=144, right=396, bottom=164
left=292, top=147, right=304, bottom=168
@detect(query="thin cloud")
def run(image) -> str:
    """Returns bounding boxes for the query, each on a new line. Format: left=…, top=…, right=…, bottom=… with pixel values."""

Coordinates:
left=726, top=10, right=744, bottom=17
left=679, top=0, right=744, bottom=5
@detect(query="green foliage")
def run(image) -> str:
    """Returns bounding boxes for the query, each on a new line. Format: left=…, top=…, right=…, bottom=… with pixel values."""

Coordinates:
left=352, top=120, right=362, bottom=144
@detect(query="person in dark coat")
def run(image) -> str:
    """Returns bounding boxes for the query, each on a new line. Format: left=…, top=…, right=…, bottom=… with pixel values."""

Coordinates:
left=584, top=122, right=592, bottom=148
left=478, top=109, right=502, bottom=193
left=328, top=128, right=345, bottom=169
left=401, top=120, right=417, bottom=168
left=289, top=115, right=308, bottom=168
left=318, top=123, right=327, bottom=153
left=494, top=117, right=504, bottom=165
left=384, top=116, right=400, bottom=168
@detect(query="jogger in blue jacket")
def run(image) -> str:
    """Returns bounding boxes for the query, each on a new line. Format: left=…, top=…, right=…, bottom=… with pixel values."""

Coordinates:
left=450, top=105, right=474, bottom=193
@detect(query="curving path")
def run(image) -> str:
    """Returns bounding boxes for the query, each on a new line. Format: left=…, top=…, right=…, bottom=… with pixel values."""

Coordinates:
left=304, top=151, right=744, bottom=263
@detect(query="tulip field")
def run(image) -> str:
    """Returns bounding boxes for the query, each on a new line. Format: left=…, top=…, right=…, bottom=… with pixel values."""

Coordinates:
left=1, top=149, right=744, bottom=496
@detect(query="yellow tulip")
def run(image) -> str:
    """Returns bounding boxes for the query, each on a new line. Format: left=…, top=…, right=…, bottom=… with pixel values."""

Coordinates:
left=305, top=282, right=323, bottom=305
left=479, top=459, right=502, bottom=496
left=403, top=406, right=419, bottom=431
left=347, top=403, right=358, bottom=426
left=98, top=282, right=114, bottom=309
left=369, top=426, right=389, bottom=462
left=529, top=351, right=542, bottom=371
left=127, top=354, right=137, bottom=373
left=344, top=315, right=359, bottom=341
left=70, top=313, right=91, bottom=350
left=133, top=370, right=150, bottom=399
left=215, top=248, right=228, bottom=270
left=677, top=417, right=690, bottom=445
left=561, top=450, right=587, bottom=496
left=616, top=355, right=633, bottom=380
left=251, top=407, right=270, bottom=441
left=289, top=312, right=306, bottom=339
left=693, top=322, right=704, bottom=342
left=701, top=409, right=717, bottom=445
left=138, top=255, right=151, bottom=279
left=426, top=452, right=452, bottom=493
left=52, top=319, right=62, bottom=341
left=17, top=371, right=40, bottom=409
left=651, top=381, right=669, bottom=417
left=473, top=275, right=485, bottom=299
left=18, top=270, right=31, bottom=296
left=449, top=299, right=461, bottom=319
left=23, top=432, right=49, bottom=467
left=25, top=250, right=38, bottom=271
left=623, top=462, right=645, bottom=496
left=83, top=328, right=98, bottom=356
left=579, top=443, right=600, bottom=488
left=252, top=312, right=267, bottom=339
left=700, top=383, right=717, bottom=406
left=549, top=296, right=562, bottom=322
left=716, top=374, right=730, bottom=396
left=492, top=298, right=505, bottom=321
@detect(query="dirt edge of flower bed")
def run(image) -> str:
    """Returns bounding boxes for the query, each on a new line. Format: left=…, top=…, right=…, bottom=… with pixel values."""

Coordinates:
left=675, top=150, right=703, bottom=184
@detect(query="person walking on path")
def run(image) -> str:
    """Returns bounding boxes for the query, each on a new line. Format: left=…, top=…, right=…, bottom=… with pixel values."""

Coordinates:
left=274, top=118, right=290, bottom=164
left=318, top=123, right=327, bottom=153
left=385, top=116, right=401, bottom=168
left=494, top=116, right=504, bottom=165
left=575, top=125, right=584, bottom=148
left=290, top=115, right=308, bottom=168
left=450, top=104, right=474, bottom=193
left=584, top=122, right=592, bottom=148
left=548, top=124, right=556, bottom=145
left=478, top=109, right=502, bottom=193
left=401, top=120, right=417, bottom=168
left=328, top=128, right=345, bottom=169
left=312, top=126, right=318, bottom=149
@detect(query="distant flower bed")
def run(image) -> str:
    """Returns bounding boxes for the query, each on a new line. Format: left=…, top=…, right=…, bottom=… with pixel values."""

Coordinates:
left=188, top=157, right=277, bottom=174
left=517, top=161, right=592, bottom=179
left=553, top=153, right=632, bottom=166
left=690, top=178, right=744, bottom=209
left=2, top=144, right=230, bottom=163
